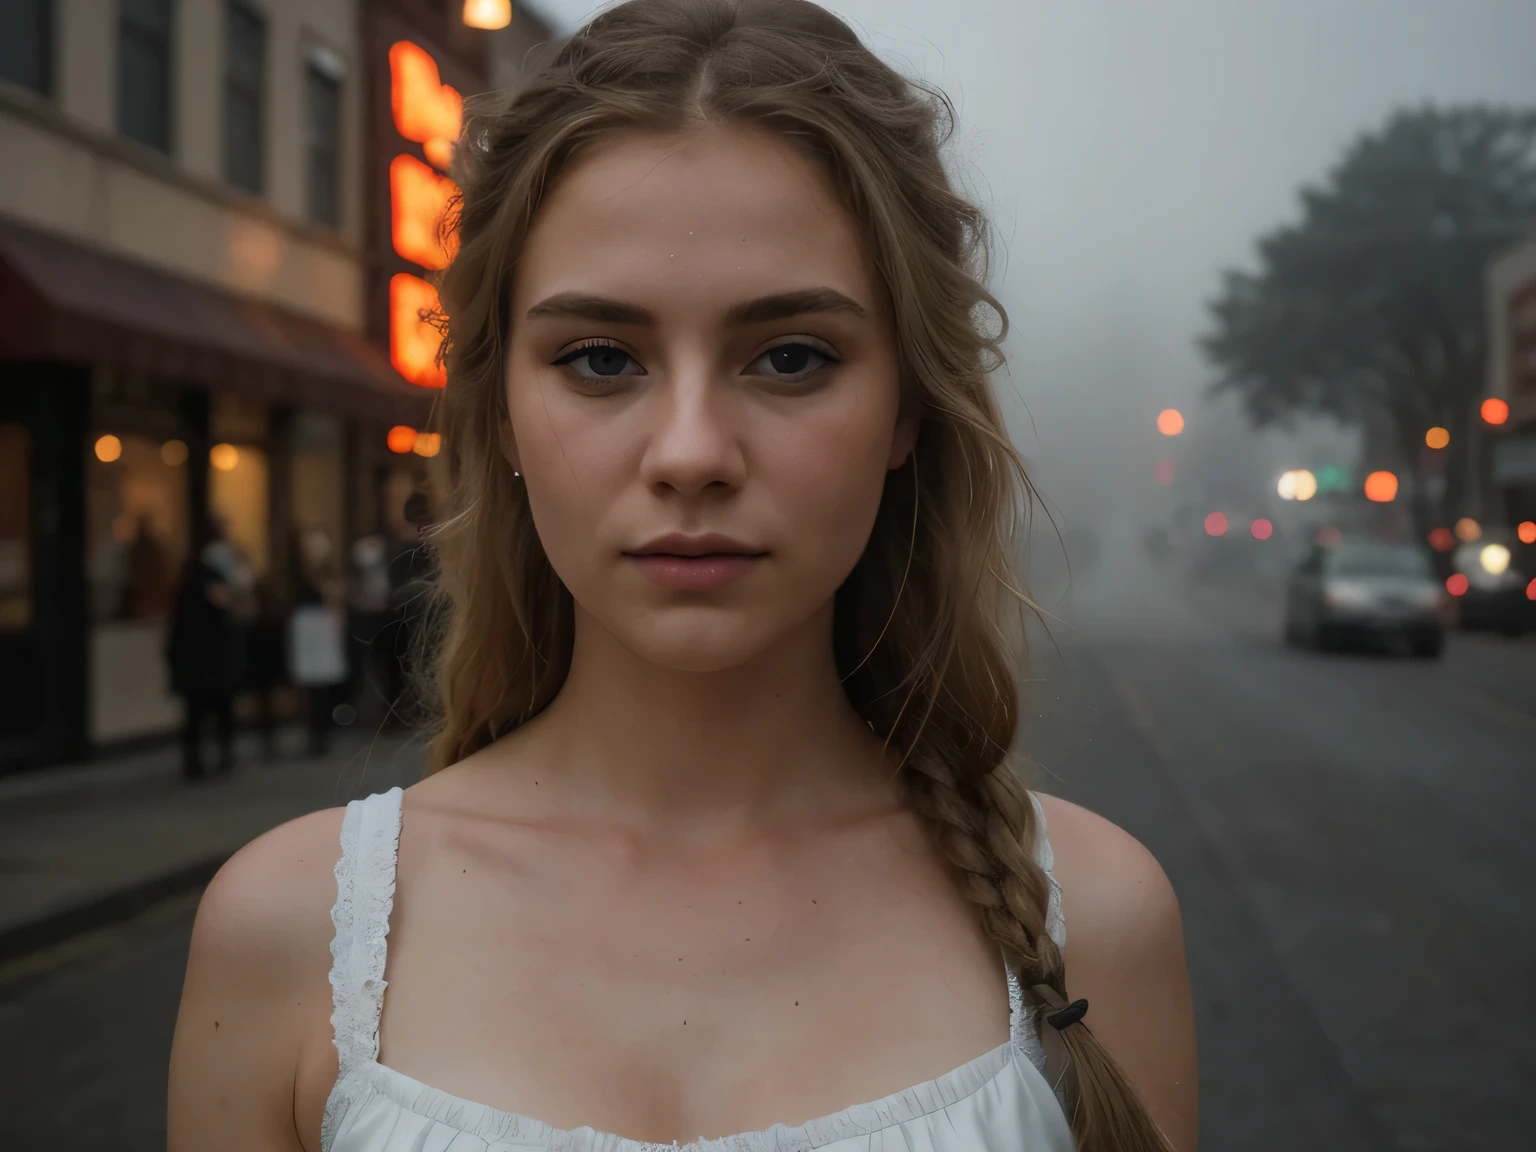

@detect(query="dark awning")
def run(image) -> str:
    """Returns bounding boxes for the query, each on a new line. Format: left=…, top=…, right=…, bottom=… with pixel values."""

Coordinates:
left=0, top=215, right=435, bottom=424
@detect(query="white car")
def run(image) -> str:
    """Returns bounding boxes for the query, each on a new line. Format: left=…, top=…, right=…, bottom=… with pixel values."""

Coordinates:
left=1284, top=540, right=1446, bottom=658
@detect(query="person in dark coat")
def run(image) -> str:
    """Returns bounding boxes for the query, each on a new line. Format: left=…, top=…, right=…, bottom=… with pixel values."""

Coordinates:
left=166, top=520, right=246, bottom=779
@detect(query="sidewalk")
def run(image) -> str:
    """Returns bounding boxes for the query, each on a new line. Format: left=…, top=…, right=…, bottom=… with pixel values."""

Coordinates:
left=0, top=726, right=428, bottom=964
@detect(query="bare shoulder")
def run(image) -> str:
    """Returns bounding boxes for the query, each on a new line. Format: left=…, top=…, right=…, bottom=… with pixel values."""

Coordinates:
left=202, top=805, right=347, bottom=932
left=167, top=807, right=347, bottom=1152
left=1031, top=793, right=1199, bottom=1150
left=1033, top=793, right=1182, bottom=957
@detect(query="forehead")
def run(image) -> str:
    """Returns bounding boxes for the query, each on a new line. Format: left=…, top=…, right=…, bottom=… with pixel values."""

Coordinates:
left=514, top=123, right=878, bottom=314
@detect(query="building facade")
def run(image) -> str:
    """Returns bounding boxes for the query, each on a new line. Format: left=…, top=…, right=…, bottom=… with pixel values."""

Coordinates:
left=0, top=0, right=552, bottom=769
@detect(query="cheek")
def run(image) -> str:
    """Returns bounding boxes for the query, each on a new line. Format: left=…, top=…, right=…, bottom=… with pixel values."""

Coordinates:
left=503, top=374, right=625, bottom=569
left=766, top=388, right=898, bottom=564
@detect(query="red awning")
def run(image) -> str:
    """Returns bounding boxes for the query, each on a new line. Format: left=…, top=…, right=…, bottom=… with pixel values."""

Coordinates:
left=0, top=215, right=434, bottom=424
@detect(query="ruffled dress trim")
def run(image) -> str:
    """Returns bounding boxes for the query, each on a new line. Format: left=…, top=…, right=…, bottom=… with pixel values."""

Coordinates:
left=320, top=788, right=1069, bottom=1152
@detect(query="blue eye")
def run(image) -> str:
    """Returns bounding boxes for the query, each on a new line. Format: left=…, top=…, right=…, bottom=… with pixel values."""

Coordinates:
left=554, top=344, right=644, bottom=379
left=747, top=342, right=834, bottom=382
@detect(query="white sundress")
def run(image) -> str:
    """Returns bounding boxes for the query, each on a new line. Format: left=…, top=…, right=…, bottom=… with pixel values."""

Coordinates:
left=321, top=787, right=1076, bottom=1152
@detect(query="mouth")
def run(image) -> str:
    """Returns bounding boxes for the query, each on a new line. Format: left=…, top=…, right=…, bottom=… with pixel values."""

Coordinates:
left=623, top=534, right=768, bottom=591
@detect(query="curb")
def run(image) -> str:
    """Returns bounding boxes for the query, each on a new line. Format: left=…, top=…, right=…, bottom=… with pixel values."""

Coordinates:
left=0, top=853, right=229, bottom=969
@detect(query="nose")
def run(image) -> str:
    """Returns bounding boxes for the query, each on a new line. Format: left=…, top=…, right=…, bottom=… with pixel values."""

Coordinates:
left=638, top=363, right=747, bottom=497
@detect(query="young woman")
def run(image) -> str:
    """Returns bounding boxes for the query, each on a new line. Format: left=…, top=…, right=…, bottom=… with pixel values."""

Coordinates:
left=167, top=2, right=1197, bottom=1150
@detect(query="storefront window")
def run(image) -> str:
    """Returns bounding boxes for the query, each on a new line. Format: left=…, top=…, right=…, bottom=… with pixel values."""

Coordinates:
left=209, top=441, right=271, bottom=576
left=87, top=370, right=191, bottom=741
left=292, top=412, right=345, bottom=570
left=209, top=392, right=271, bottom=577
left=87, top=431, right=188, bottom=622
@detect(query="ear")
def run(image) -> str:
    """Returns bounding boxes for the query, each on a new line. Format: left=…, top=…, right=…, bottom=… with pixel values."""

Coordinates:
left=496, top=419, right=522, bottom=474
left=887, top=415, right=920, bottom=470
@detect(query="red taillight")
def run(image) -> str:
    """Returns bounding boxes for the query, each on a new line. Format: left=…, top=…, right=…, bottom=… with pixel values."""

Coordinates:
left=1446, top=573, right=1469, bottom=597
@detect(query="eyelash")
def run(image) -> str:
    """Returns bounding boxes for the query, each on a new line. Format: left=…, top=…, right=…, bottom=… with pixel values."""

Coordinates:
left=550, top=339, right=840, bottom=387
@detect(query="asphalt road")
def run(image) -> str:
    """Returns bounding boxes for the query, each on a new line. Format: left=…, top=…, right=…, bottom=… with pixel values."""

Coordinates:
left=2, top=577, right=1532, bottom=1151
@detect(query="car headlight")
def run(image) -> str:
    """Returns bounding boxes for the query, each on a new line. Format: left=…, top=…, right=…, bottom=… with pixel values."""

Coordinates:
left=1323, top=581, right=1370, bottom=608
left=1480, top=544, right=1511, bottom=576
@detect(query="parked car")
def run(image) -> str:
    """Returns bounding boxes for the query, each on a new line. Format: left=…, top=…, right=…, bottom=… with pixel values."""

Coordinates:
left=1284, top=539, right=1446, bottom=657
left=1449, top=540, right=1531, bottom=635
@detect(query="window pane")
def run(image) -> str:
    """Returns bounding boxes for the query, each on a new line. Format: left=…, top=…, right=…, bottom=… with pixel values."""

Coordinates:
left=305, top=66, right=341, bottom=227
left=118, top=0, right=173, bottom=153
left=121, top=0, right=172, bottom=31
left=0, top=0, right=50, bottom=96
left=223, top=1, right=267, bottom=194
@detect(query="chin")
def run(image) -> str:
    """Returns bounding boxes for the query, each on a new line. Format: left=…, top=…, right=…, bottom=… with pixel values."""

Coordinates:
left=610, top=607, right=793, bottom=675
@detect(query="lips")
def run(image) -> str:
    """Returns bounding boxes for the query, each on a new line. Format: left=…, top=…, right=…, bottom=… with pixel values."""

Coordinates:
left=624, top=534, right=766, bottom=591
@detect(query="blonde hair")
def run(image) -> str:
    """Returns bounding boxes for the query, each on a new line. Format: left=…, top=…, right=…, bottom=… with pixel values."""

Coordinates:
left=428, top=2, right=1170, bottom=1148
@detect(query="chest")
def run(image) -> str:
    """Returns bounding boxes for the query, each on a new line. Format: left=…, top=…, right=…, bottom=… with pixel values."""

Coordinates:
left=365, top=817, right=1011, bottom=1143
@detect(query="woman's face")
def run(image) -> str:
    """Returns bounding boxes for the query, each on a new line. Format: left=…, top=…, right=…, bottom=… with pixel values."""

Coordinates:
left=506, top=123, right=912, bottom=673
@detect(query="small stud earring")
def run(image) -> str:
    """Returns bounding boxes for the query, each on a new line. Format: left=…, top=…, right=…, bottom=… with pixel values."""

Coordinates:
left=512, top=470, right=521, bottom=478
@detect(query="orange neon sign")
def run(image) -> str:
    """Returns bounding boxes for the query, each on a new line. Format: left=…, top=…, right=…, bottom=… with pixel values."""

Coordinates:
left=389, top=41, right=462, bottom=165
left=390, top=273, right=447, bottom=388
left=391, top=154, right=459, bottom=270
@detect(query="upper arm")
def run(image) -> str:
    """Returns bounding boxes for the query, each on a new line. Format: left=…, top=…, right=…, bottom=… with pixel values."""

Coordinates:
left=167, top=807, right=345, bottom=1152
left=1035, top=794, right=1199, bottom=1152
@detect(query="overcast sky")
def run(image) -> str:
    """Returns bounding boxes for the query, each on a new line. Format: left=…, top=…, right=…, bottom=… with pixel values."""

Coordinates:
left=524, top=1, right=1536, bottom=528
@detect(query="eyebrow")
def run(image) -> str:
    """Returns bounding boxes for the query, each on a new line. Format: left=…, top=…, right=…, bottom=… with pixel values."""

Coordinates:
left=524, top=288, right=867, bottom=325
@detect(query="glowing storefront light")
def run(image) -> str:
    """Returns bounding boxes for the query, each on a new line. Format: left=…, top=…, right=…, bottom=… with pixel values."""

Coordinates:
left=94, top=434, right=122, bottom=463
left=1424, top=426, right=1450, bottom=450
left=391, top=155, right=460, bottom=270
left=391, top=274, right=448, bottom=388
left=390, top=42, right=462, bottom=159
left=160, top=439, right=188, bottom=467
left=388, top=41, right=462, bottom=389
left=1455, top=517, right=1482, bottom=543
left=210, top=443, right=240, bottom=472
left=412, top=432, right=442, bottom=458
left=387, top=425, right=418, bottom=454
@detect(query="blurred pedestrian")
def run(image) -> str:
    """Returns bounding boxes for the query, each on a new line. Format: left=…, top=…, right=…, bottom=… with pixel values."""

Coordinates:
left=243, top=576, right=288, bottom=761
left=123, top=513, right=171, bottom=619
left=165, top=517, right=245, bottom=780
left=289, top=527, right=348, bottom=757
left=346, top=533, right=393, bottom=727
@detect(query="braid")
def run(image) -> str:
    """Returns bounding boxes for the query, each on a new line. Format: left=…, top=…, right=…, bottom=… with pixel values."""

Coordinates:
left=905, top=755, right=1173, bottom=1152
left=903, top=755, right=1057, bottom=977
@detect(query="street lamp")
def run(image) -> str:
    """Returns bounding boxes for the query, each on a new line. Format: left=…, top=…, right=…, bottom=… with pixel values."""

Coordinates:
left=1277, top=470, right=1317, bottom=501
left=1425, top=426, right=1450, bottom=449
left=463, top=0, right=512, bottom=29
left=1156, top=409, right=1185, bottom=436
left=1363, top=471, right=1398, bottom=503
left=1481, top=397, right=1510, bottom=426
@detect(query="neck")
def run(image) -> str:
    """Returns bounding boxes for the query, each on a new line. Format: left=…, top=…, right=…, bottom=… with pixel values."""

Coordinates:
left=523, top=602, right=896, bottom=830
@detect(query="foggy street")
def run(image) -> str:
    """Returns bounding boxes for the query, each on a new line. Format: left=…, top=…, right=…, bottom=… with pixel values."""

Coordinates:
left=2, top=574, right=1532, bottom=1152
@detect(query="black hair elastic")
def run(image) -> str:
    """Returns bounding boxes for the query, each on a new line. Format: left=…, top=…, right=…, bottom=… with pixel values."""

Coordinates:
left=1046, top=998, right=1089, bottom=1031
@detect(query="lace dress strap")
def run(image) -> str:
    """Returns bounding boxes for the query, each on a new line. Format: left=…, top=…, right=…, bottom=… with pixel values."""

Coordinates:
left=1008, top=792, right=1067, bottom=1056
left=327, top=787, right=405, bottom=1077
